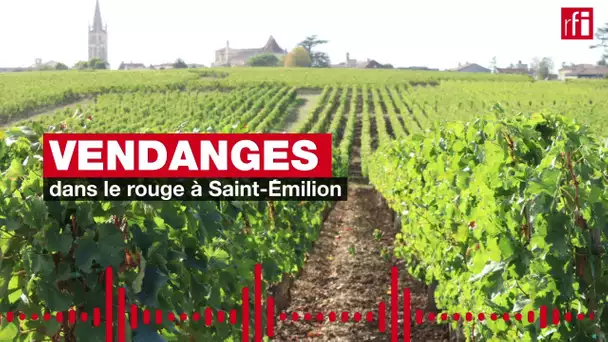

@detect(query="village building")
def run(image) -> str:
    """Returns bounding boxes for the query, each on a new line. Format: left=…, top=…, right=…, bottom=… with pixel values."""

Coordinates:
left=88, top=0, right=108, bottom=67
left=558, top=64, right=608, bottom=80
left=118, top=62, right=147, bottom=70
left=451, top=63, right=491, bottom=73
left=150, top=63, right=175, bottom=70
left=213, top=36, right=288, bottom=67
left=331, top=53, right=391, bottom=68
left=494, top=60, right=533, bottom=76
left=495, top=67, right=534, bottom=76
left=495, top=67, right=531, bottom=75
left=30, top=59, right=59, bottom=70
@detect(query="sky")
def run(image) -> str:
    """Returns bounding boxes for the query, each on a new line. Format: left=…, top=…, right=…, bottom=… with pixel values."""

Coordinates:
left=0, top=0, right=607, bottom=70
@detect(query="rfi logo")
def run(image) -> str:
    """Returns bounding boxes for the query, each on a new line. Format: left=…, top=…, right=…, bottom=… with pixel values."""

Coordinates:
left=561, top=8, right=594, bottom=40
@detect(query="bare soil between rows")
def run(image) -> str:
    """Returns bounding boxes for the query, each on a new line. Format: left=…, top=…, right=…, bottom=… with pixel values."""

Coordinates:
left=0, top=97, right=94, bottom=128
left=274, top=186, right=448, bottom=341
left=283, top=93, right=323, bottom=132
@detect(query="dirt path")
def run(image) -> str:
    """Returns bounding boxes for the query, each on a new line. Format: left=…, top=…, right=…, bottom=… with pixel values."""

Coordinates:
left=283, top=93, right=322, bottom=132
left=0, top=97, right=94, bottom=128
left=274, top=185, right=449, bottom=341
left=274, top=88, right=448, bottom=340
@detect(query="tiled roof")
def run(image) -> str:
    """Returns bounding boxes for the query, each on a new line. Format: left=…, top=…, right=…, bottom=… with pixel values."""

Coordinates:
left=559, top=64, right=595, bottom=72
left=216, top=36, right=286, bottom=55
left=452, top=63, right=490, bottom=72
left=261, top=36, right=285, bottom=53
left=496, top=67, right=531, bottom=74
left=561, top=64, right=608, bottom=75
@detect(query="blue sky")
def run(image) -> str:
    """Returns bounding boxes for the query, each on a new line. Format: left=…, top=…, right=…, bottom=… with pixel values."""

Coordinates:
left=0, top=0, right=607, bottom=70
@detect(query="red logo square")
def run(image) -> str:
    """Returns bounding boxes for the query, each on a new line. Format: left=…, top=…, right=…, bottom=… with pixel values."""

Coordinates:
left=562, top=8, right=594, bottom=40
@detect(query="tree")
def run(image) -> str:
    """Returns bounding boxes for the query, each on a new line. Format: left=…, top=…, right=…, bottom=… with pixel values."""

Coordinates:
left=284, top=47, right=312, bottom=67
left=247, top=54, right=280, bottom=67
left=531, top=57, right=554, bottom=80
left=74, top=59, right=106, bottom=70
left=173, top=58, right=188, bottom=69
left=590, top=22, right=608, bottom=63
left=298, top=35, right=330, bottom=68
left=490, top=56, right=497, bottom=73
left=311, top=52, right=330, bottom=68
left=55, top=63, right=68, bottom=70
left=89, top=58, right=107, bottom=69
left=74, top=61, right=89, bottom=70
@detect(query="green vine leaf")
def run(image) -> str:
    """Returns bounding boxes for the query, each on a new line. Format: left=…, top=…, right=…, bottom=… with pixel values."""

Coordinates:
left=45, top=224, right=73, bottom=254
left=74, top=232, right=100, bottom=274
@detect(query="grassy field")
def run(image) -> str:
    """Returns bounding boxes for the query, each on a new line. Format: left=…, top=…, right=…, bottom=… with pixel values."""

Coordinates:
left=0, top=68, right=607, bottom=341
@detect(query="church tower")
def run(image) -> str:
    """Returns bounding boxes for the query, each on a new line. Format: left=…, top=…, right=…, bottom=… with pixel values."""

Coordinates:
left=88, top=0, right=108, bottom=65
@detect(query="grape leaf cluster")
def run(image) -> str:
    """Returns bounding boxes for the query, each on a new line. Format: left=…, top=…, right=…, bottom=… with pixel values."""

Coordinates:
left=369, top=109, right=608, bottom=341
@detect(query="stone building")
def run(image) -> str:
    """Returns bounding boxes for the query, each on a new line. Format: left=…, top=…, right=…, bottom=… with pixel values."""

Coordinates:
left=88, top=0, right=108, bottom=66
left=118, top=62, right=147, bottom=70
left=150, top=63, right=175, bottom=70
left=558, top=64, right=608, bottom=80
left=495, top=60, right=533, bottom=76
left=213, top=36, right=287, bottom=66
left=331, top=53, right=390, bottom=68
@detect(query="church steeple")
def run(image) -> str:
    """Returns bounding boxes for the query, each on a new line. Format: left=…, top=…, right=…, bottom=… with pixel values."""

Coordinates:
left=88, top=0, right=108, bottom=65
left=92, top=0, right=104, bottom=32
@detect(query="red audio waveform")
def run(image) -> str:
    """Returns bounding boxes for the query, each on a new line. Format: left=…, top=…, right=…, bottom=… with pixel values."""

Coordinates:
left=1, top=264, right=595, bottom=342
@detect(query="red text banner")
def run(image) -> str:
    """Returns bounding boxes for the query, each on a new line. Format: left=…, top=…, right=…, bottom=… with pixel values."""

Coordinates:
left=42, top=133, right=333, bottom=178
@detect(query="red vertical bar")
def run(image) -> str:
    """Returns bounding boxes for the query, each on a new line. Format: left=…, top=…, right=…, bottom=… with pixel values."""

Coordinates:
left=69, top=310, right=76, bottom=324
left=267, top=296, right=275, bottom=338
left=415, top=310, right=423, bottom=324
left=391, top=266, right=398, bottom=342
left=130, top=305, right=138, bottom=330
left=143, top=310, right=150, bottom=325
left=230, top=310, right=237, bottom=325
left=403, top=288, right=410, bottom=342
left=118, top=288, right=126, bottom=342
left=254, top=264, right=262, bottom=342
left=242, top=287, right=250, bottom=342
left=528, top=310, right=535, bottom=323
left=552, top=309, right=559, bottom=325
left=205, top=308, right=212, bottom=327
left=106, top=267, right=113, bottom=342
left=540, top=305, right=547, bottom=328
left=379, top=302, right=386, bottom=332
left=94, top=308, right=101, bottom=327
left=155, top=310, right=162, bottom=324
